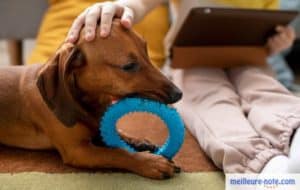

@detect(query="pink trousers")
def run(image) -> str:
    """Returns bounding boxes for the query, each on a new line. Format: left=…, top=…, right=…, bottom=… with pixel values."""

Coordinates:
left=172, top=66, right=300, bottom=173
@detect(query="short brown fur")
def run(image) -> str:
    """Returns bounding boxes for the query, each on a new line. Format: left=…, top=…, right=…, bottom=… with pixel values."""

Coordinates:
left=0, top=20, right=182, bottom=179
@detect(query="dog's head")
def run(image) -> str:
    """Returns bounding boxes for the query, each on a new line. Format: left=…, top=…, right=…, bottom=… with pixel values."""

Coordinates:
left=37, top=20, right=182, bottom=127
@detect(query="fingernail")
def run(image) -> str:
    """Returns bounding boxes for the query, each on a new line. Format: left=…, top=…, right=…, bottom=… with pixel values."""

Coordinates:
left=122, top=19, right=131, bottom=28
left=85, top=31, right=93, bottom=40
left=101, top=29, right=107, bottom=37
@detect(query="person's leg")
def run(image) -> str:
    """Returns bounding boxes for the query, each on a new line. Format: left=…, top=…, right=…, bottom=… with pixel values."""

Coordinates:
left=171, top=68, right=282, bottom=173
left=228, top=66, right=300, bottom=172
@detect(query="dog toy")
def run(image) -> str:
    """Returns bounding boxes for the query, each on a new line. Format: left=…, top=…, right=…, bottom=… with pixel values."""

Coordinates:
left=100, top=98, right=185, bottom=159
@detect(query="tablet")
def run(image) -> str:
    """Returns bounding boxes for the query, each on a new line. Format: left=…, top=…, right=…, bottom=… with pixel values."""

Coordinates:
left=173, top=7, right=298, bottom=46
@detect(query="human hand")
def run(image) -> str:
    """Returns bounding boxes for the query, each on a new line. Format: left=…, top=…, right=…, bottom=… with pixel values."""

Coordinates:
left=66, top=1, right=134, bottom=42
left=266, top=25, right=296, bottom=55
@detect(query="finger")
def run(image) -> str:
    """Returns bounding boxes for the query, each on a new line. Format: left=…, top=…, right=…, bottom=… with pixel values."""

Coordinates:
left=273, top=37, right=283, bottom=48
left=285, top=26, right=296, bottom=40
left=84, top=5, right=101, bottom=41
left=278, top=32, right=289, bottom=43
left=276, top=25, right=296, bottom=40
left=66, top=10, right=87, bottom=43
left=100, top=2, right=116, bottom=37
left=115, top=3, right=125, bottom=18
left=276, top=33, right=293, bottom=48
left=274, top=37, right=287, bottom=49
left=121, top=7, right=134, bottom=29
left=271, top=31, right=292, bottom=48
left=271, top=37, right=288, bottom=54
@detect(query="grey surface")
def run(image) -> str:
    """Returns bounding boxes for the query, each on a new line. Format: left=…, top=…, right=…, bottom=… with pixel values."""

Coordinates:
left=0, top=0, right=47, bottom=39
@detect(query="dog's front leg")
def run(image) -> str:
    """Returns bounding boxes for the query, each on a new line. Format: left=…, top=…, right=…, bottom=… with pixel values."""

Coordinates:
left=61, top=142, right=178, bottom=179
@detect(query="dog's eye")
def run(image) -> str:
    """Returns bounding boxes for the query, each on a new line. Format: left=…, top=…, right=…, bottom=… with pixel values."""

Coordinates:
left=122, top=62, right=139, bottom=72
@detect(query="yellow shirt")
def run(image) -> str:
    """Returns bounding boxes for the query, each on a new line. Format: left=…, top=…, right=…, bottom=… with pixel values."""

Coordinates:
left=28, top=0, right=169, bottom=67
left=216, top=0, right=278, bottom=9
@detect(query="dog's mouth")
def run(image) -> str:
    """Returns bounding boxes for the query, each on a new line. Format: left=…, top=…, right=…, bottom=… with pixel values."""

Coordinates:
left=109, top=92, right=166, bottom=105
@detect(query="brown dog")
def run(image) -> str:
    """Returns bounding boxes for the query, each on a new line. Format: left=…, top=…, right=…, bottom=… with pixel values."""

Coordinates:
left=0, top=20, right=182, bottom=179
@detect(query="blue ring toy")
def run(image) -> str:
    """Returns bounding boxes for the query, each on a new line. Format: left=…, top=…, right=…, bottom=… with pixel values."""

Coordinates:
left=100, top=98, right=185, bottom=159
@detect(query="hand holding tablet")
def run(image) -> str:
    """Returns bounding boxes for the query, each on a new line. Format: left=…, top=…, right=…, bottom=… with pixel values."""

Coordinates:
left=171, top=7, right=298, bottom=68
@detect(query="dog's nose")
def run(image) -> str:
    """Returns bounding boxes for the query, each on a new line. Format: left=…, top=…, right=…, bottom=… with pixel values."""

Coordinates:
left=167, top=86, right=182, bottom=104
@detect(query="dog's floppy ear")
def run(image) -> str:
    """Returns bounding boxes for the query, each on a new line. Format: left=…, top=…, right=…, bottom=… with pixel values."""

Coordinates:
left=37, top=43, right=89, bottom=127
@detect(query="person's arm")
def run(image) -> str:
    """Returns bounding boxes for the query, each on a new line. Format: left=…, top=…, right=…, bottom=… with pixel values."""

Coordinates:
left=67, top=0, right=165, bottom=42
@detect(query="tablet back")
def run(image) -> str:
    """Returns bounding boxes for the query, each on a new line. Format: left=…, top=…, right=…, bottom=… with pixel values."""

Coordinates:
left=173, top=7, right=298, bottom=46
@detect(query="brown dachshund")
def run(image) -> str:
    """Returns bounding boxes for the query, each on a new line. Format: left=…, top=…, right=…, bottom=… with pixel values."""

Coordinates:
left=0, top=20, right=182, bottom=179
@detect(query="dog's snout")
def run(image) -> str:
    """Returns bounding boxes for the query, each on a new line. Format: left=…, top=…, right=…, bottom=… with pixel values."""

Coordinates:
left=167, top=86, right=182, bottom=104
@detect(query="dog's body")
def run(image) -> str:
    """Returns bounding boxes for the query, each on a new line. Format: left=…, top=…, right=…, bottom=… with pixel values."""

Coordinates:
left=0, top=65, right=53, bottom=149
left=0, top=21, right=182, bottom=179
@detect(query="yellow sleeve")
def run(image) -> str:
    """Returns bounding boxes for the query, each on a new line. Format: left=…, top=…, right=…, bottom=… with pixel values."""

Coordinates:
left=28, top=0, right=169, bottom=68
left=264, top=0, right=279, bottom=10
left=216, top=0, right=279, bottom=9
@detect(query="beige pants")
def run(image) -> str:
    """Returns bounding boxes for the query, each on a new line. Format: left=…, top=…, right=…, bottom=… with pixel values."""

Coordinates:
left=172, top=66, right=300, bottom=173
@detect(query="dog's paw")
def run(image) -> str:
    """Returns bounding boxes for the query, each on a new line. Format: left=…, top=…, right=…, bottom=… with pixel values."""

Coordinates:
left=132, top=152, right=180, bottom=179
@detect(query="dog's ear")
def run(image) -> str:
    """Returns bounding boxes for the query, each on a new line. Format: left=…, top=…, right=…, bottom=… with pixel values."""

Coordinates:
left=37, top=43, right=89, bottom=127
